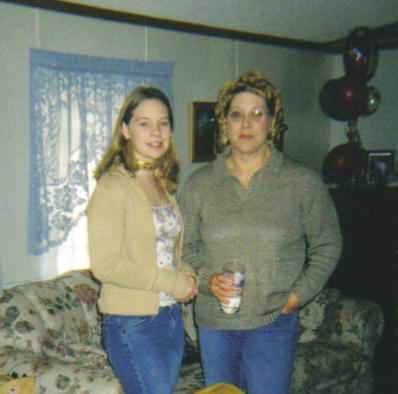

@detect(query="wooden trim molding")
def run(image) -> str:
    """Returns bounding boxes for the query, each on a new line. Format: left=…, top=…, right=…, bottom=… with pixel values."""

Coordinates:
left=2, top=0, right=397, bottom=52
left=326, top=21, right=398, bottom=52
left=0, top=0, right=337, bottom=53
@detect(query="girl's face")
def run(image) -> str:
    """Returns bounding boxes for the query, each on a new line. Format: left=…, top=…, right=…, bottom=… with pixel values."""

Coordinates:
left=226, top=91, right=272, bottom=155
left=122, top=99, right=171, bottom=161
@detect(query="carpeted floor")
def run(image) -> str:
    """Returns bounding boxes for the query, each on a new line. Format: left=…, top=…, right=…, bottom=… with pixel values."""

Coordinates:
left=174, top=361, right=204, bottom=393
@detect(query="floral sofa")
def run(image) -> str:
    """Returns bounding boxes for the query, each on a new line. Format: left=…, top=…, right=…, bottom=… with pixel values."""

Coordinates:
left=0, top=270, right=383, bottom=394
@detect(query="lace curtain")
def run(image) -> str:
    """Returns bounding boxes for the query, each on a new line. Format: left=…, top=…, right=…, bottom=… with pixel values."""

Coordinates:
left=28, top=48, right=174, bottom=277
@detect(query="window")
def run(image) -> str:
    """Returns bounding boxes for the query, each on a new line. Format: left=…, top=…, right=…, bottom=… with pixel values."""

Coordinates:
left=29, top=49, right=174, bottom=279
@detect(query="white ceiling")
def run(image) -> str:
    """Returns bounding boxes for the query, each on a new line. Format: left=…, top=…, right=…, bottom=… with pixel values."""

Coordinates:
left=68, top=0, right=398, bottom=43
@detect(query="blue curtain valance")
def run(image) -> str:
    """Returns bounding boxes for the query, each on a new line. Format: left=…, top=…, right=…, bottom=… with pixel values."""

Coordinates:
left=28, top=48, right=174, bottom=255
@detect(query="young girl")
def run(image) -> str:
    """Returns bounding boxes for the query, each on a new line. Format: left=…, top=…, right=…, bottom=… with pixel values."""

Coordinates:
left=87, top=86, right=198, bottom=394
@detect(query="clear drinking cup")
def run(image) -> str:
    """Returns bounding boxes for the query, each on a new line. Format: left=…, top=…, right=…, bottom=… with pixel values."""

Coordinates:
left=220, top=262, right=245, bottom=314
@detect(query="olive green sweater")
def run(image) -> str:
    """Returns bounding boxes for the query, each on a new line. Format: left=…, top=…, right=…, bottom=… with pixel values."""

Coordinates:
left=87, top=165, right=194, bottom=316
left=179, top=150, right=342, bottom=330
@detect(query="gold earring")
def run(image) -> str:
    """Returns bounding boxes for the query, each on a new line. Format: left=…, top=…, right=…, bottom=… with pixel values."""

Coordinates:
left=219, top=132, right=229, bottom=146
left=215, top=131, right=229, bottom=153
left=266, top=126, right=276, bottom=147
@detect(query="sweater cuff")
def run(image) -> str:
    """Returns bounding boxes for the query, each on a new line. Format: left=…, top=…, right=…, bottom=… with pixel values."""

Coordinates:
left=198, top=268, right=212, bottom=294
left=292, top=285, right=312, bottom=307
left=156, top=270, right=188, bottom=299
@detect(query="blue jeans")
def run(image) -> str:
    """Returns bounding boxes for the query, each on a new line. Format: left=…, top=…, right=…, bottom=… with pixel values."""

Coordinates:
left=198, top=311, right=301, bottom=394
left=102, top=304, right=184, bottom=394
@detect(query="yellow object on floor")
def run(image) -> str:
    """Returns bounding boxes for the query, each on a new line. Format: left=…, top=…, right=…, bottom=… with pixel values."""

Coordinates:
left=194, top=382, right=244, bottom=393
left=0, top=374, right=34, bottom=394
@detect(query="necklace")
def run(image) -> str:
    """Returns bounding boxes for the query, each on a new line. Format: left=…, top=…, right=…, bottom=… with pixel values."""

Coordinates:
left=132, top=158, right=159, bottom=171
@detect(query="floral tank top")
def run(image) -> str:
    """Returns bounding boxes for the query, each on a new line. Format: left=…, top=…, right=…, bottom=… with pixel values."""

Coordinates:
left=152, top=202, right=182, bottom=306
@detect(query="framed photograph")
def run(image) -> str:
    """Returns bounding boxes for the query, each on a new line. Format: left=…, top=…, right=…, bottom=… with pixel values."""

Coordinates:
left=190, top=101, right=218, bottom=162
left=366, top=150, right=395, bottom=184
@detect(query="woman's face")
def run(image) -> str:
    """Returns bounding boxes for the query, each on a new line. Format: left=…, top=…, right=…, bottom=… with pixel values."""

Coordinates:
left=122, top=99, right=171, bottom=161
left=225, top=91, right=272, bottom=155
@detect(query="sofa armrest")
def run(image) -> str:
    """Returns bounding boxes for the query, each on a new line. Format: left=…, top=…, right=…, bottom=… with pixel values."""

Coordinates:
left=298, top=288, right=340, bottom=343
left=321, top=296, right=384, bottom=360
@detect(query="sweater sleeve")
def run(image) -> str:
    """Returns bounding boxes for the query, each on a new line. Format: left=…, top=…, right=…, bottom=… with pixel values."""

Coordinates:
left=178, top=175, right=212, bottom=293
left=87, top=176, right=189, bottom=300
left=292, top=175, right=342, bottom=306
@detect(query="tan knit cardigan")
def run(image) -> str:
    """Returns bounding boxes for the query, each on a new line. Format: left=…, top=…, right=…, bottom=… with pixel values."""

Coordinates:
left=87, top=165, right=194, bottom=315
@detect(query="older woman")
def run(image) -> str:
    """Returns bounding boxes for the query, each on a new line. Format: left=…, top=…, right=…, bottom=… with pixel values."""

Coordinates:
left=179, top=71, right=342, bottom=394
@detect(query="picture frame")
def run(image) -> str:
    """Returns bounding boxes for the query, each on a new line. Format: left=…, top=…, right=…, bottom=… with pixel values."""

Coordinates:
left=366, top=149, right=395, bottom=184
left=190, top=101, right=218, bottom=162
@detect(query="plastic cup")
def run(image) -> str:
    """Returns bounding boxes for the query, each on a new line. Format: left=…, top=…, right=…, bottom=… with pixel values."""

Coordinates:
left=220, top=263, right=245, bottom=314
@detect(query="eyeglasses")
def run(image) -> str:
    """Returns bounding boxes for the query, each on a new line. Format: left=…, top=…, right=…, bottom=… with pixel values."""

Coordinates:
left=227, top=108, right=268, bottom=123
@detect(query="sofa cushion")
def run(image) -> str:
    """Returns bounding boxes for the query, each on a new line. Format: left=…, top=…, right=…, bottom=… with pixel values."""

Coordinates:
left=16, top=271, right=100, bottom=345
left=0, top=290, right=45, bottom=353
left=17, top=270, right=104, bottom=364
left=292, top=340, right=364, bottom=393
left=40, top=338, right=109, bottom=368
left=55, top=270, right=102, bottom=346
left=16, top=280, right=83, bottom=342
left=298, top=288, right=340, bottom=343
left=0, top=350, right=122, bottom=394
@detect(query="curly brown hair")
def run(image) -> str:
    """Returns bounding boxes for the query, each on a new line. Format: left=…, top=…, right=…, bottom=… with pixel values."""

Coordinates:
left=93, top=86, right=179, bottom=194
left=214, top=70, right=288, bottom=151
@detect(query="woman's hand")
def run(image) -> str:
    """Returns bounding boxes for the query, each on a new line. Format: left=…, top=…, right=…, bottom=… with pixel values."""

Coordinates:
left=176, top=274, right=199, bottom=303
left=207, top=273, right=239, bottom=303
left=281, top=292, right=300, bottom=314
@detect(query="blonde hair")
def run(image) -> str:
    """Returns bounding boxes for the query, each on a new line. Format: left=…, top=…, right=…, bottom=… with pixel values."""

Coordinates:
left=93, top=86, right=179, bottom=194
left=215, top=70, right=288, bottom=151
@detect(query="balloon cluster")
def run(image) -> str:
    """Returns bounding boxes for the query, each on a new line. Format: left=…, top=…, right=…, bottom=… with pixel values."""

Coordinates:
left=320, top=27, right=381, bottom=185
left=319, top=27, right=381, bottom=121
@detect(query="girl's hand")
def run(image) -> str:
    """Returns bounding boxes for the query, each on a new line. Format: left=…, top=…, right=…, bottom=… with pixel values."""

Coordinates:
left=176, top=274, right=198, bottom=303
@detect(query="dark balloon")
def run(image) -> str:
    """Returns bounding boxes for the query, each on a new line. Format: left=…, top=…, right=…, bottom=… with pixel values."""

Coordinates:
left=343, top=26, right=378, bottom=81
left=323, top=143, right=367, bottom=184
left=319, top=79, right=340, bottom=119
left=362, top=86, right=381, bottom=116
left=319, top=75, right=367, bottom=121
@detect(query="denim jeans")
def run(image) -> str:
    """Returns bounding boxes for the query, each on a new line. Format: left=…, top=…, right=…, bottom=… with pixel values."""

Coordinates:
left=102, top=303, right=184, bottom=394
left=198, top=311, right=301, bottom=394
